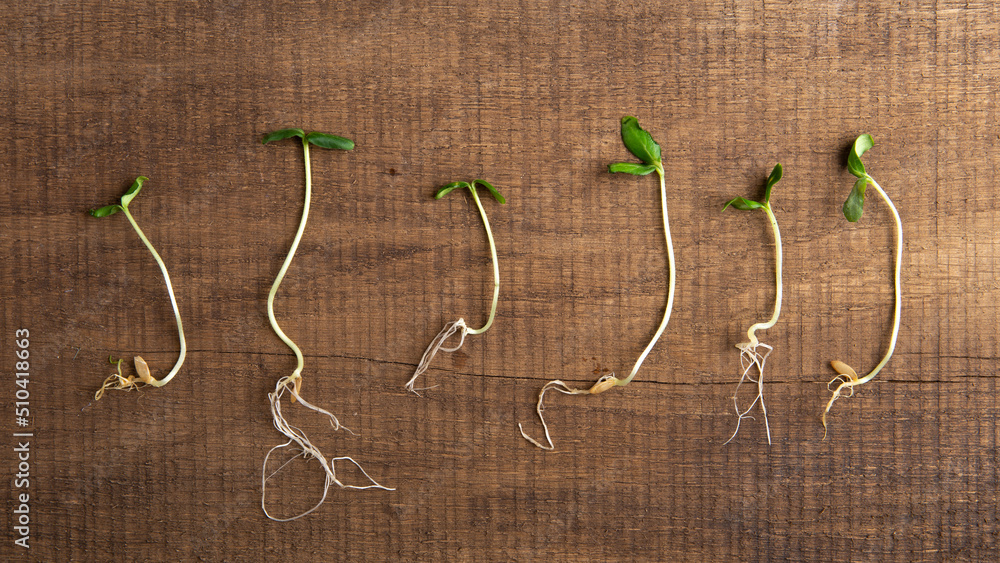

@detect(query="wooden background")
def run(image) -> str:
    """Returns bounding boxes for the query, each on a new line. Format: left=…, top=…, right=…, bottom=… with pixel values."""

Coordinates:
left=2, top=1, right=998, bottom=561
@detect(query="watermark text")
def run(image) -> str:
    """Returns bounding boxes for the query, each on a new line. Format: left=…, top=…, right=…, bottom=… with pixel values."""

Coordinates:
left=12, top=328, right=31, bottom=549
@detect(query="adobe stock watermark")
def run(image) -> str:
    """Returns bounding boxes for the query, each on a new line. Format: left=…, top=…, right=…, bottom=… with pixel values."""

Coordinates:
left=11, top=328, right=32, bottom=550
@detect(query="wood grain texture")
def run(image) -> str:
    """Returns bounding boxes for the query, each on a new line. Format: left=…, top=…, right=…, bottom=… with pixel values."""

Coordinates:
left=2, top=0, right=999, bottom=560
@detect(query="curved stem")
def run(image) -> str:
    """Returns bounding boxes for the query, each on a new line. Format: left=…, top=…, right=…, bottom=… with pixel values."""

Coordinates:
left=619, top=165, right=674, bottom=386
left=261, top=135, right=393, bottom=519
left=727, top=203, right=782, bottom=445
left=267, top=137, right=310, bottom=382
left=519, top=164, right=674, bottom=450
left=852, top=177, right=902, bottom=385
left=519, top=162, right=674, bottom=450
left=465, top=186, right=500, bottom=335
left=119, top=205, right=186, bottom=387
left=823, top=175, right=902, bottom=434
left=407, top=184, right=499, bottom=391
left=743, top=205, right=783, bottom=347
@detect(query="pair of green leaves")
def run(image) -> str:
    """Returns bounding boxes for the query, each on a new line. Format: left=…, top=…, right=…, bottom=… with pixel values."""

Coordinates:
left=722, top=164, right=783, bottom=212
left=435, top=179, right=506, bottom=204
left=261, top=128, right=355, bottom=151
left=608, top=116, right=663, bottom=175
left=90, top=129, right=354, bottom=218
left=843, top=134, right=875, bottom=222
left=89, top=176, right=148, bottom=217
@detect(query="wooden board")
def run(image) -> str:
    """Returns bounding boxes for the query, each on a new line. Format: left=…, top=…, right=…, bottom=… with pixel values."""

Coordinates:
left=2, top=1, right=999, bottom=560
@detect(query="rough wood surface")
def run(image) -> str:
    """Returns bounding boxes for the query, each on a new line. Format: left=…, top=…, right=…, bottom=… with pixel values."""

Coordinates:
left=2, top=1, right=999, bottom=561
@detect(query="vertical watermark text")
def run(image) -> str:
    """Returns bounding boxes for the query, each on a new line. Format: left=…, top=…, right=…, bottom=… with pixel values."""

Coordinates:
left=12, top=328, right=31, bottom=549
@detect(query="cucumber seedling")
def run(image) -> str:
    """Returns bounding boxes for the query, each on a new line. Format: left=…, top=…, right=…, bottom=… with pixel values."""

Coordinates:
left=721, top=164, right=784, bottom=445
left=260, top=128, right=392, bottom=522
left=405, top=179, right=506, bottom=394
left=823, top=134, right=902, bottom=437
left=89, top=176, right=186, bottom=399
left=519, top=116, right=676, bottom=450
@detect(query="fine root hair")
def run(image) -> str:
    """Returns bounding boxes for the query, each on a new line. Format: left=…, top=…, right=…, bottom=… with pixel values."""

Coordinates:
left=94, top=357, right=156, bottom=400
left=262, top=375, right=394, bottom=522
left=724, top=343, right=773, bottom=446
left=822, top=361, right=860, bottom=439
left=405, top=318, right=469, bottom=394
left=518, top=374, right=619, bottom=451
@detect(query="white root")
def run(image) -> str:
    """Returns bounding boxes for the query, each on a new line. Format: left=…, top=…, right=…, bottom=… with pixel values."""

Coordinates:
left=518, top=374, right=619, bottom=450
left=95, top=364, right=133, bottom=400
left=405, top=318, right=469, bottom=394
left=724, top=342, right=773, bottom=445
left=94, top=356, right=155, bottom=400
left=262, top=375, right=394, bottom=522
left=821, top=361, right=860, bottom=438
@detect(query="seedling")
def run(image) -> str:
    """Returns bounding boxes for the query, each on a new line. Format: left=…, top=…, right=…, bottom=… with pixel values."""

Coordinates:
left=405, top=179, right=505, bottom=394
left=721, top=164, right=784, bottom=445
left=89, top=176, right=186, bottom=399
left=518, top=116, right=676, bottom=450
left=260, top=128, right=392, bottom=522
left=823, top=134, right=902, bottom=437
